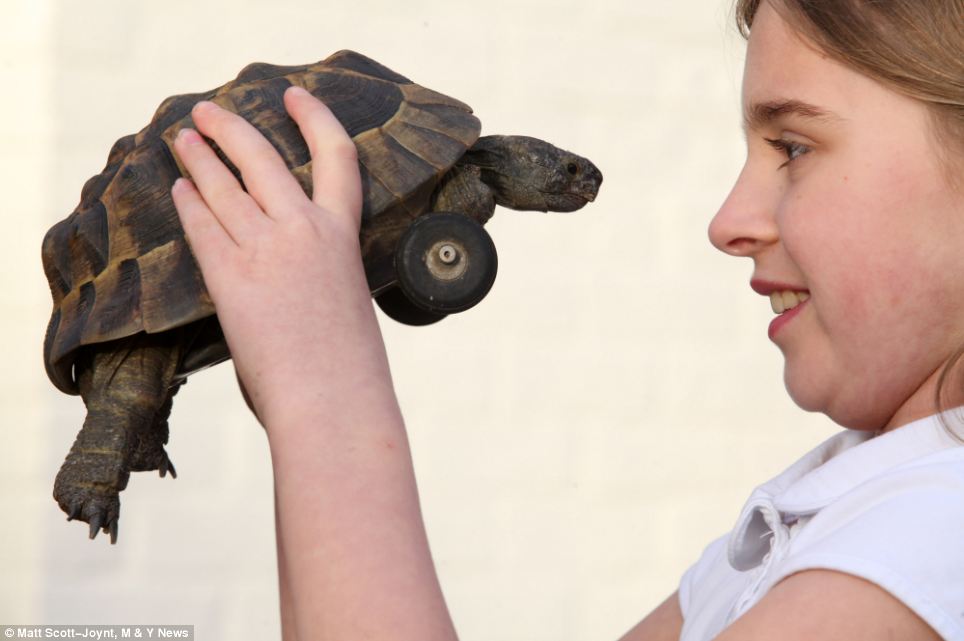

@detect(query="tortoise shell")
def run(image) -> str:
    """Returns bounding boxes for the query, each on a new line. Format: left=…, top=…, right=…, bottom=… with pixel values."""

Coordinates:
left=42, top=50, right=481, bottom=395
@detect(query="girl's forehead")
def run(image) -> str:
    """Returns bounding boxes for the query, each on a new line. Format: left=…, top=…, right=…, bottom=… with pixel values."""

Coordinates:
left=741, top=3, right=866, bottom=128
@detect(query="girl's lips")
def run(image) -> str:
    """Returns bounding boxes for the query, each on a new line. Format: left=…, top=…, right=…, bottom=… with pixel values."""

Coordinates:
left=750, top=278, right=809, bottom=296
left=749, top=279, right=811, bottom=339
left=768, top=298, right=808, bottom=340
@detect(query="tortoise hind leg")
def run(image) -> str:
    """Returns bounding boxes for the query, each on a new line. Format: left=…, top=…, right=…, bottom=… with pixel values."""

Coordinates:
left=54, top=331, right=182, bottom=544
left=129, top=381, right=183, bottom=479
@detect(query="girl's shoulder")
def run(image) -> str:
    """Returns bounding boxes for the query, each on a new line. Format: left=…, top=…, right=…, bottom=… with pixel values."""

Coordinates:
left=763, top=446, right=964, bottom=641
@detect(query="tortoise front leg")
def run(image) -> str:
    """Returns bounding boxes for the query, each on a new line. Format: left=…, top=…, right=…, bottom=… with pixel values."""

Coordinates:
left=432, top=162, right=496, bottom=224
left=54, top=331, right=181, bottom=543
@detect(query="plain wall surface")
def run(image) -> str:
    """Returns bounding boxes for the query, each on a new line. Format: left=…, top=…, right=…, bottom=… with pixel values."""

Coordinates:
left=1, top=1, right=839, bottom=639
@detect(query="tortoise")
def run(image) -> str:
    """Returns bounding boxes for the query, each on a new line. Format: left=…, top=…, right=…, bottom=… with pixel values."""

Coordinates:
left=42, top=50, right=603, bottom=543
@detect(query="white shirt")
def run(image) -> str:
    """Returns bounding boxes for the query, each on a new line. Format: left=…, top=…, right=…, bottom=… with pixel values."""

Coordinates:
left=677, top=412, right=964, bottom=641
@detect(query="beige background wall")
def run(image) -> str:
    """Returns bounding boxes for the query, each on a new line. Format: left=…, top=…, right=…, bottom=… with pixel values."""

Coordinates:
left=1, top=1, right=839, bottom=639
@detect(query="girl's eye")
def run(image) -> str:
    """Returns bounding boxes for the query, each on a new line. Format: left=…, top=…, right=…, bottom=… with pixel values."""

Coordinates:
left=764, top=137, right=811, bottom=168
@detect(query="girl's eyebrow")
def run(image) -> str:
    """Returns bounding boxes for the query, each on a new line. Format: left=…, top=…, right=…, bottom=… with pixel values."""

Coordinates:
left=743, top=98, right=843, bottom=132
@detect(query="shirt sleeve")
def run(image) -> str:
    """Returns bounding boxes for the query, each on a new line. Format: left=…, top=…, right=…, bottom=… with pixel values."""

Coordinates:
left=678, top=533, right=727, bottom=619
left=767, top=455, right=964, bottom=641
left=677, top=531, right=758, bottom=641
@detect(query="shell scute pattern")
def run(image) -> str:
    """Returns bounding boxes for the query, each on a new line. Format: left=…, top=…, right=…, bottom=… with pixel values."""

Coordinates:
left=88, top=258, right=142, bottom=339
left=230, top=77, right=311, bottom=169
left=135, top=239, right=211, bottom=334
left=146, top=92, right=211, bottom=143
left=320, top=51, right=411, bottom=85
left=234, top=61, right=310, bottom=85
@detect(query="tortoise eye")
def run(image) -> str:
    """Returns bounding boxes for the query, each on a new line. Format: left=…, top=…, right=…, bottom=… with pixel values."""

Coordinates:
left=566, top=163, right=578, bottom=175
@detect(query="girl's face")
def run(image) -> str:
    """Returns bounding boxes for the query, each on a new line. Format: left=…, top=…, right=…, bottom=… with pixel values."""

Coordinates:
left=709, top=1, right=964, bottom=431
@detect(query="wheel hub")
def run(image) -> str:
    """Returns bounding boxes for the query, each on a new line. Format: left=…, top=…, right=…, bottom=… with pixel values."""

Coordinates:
left=425, top=240, right=467, bottom=280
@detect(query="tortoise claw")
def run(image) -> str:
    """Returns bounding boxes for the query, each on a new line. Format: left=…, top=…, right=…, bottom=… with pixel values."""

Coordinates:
left=55, top=444, right=123, bottom=543
left=158, top=457, right=177, bottom=479
left=66, top=503, right=82, bottom=521
left=88, top=514, right=103, bottom=540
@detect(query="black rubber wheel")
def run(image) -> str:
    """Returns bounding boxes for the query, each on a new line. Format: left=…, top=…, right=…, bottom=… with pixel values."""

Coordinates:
left=394, top=212, right=498, bottom=314
left=375, top=287, right=447, bottom=326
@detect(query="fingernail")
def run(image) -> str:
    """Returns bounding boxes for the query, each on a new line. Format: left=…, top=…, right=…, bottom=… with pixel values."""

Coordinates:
left=176, top=128, right=202, bottom=144
left=193, top=100, right=216, bottom=114
left=172, top=177, right=193, bottom=193
left=286, top=86, right=309, bottom=98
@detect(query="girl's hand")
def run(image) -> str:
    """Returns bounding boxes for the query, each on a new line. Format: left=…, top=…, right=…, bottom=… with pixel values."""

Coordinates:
left=171, top=87, right=390, bottom=430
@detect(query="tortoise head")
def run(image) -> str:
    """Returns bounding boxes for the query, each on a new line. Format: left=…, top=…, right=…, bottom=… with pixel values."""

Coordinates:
left=465, top=135, right=603, bottom=213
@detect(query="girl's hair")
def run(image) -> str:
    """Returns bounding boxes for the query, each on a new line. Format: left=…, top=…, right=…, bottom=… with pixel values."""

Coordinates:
left=734, top=0, right=964, bottom=440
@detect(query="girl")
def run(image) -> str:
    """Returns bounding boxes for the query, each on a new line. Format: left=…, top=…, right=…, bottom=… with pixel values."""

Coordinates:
left=169, top=0, right=964, bottom=639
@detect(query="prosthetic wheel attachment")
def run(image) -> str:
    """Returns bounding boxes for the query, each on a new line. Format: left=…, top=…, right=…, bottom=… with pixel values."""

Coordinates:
left=375, top=287, right=447, bottom=326
left=391, top=212, right=498, bottom=320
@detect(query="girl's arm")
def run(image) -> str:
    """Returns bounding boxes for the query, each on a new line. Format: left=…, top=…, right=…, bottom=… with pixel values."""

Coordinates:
left=171, top=87, right=457, bottom=641
left=275, top=486, right=297, bottom=641
left=616, top=590, right=683, bottom=641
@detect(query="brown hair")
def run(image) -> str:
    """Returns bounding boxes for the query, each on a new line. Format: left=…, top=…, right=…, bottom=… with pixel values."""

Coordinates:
left=735, top=0, right=964, bottom=438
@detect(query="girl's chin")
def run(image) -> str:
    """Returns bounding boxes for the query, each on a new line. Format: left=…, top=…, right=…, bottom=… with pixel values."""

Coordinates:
left=783, top=371, right=893, bottom=430
left=783, top=379, right=825, bottom=415
left=783, top=363, right=847, bottom=424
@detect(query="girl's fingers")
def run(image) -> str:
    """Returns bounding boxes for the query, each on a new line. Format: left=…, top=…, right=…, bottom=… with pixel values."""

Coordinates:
left=173, top=127, right=269, bottom=244
left=283, top=86, right=363, bottom=227
left=171, top=177, right=235, bottom=274
left=190, top=100, right=308, bottom=219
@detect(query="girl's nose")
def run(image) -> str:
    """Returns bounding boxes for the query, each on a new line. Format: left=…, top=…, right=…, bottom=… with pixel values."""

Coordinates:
left=708, top=162, right=779, bottom=257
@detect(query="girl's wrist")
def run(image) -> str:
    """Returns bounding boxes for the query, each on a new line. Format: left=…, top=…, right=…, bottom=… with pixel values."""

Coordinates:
left=257, top=357, right=403, bottom=440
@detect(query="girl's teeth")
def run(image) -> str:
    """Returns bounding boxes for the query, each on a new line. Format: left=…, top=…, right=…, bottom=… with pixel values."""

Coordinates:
left=770, top=290, right=810, bottom=314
